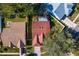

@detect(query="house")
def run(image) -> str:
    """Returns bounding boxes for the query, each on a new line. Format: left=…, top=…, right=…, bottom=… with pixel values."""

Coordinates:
left=47, top=3, right=73, bottom=20
left=1, top=22, right=26, bottom=48
left=32, top=16, right=50, bottom=56
left=32, top=17, right=50, bottom=47
left=47, top=3, right=79, bottom=39
left=47, top=3, right=78, bottom=30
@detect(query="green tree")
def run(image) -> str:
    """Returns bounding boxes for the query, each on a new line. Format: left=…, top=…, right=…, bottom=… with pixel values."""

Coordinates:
left=44, top=27, right=74, bottom=56
left=0, top=4, right=47, bottom=18
left=0, top=4, right=15, bottom=18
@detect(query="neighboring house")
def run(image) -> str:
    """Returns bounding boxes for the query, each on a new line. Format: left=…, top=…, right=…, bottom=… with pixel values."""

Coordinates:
left=47, top=3, right=78, bottom=30
left=1, top=22, right=26, bottom=48
left=47, top=3, right=79, bottom=38
left=47, top=3, right=73, bottom=20
left=32, top=17, right=50, bottom=47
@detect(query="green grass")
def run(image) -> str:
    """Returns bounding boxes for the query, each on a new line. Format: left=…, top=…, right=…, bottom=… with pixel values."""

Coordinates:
left=5, top=17, right=27, bottom=22
left=25, top=45, right=34, bottom=56
left=0, top=54, right=19, bottom=56
left=0, top=47, right=19, bottom=53
left=27, top=46, right=33, bottom=53
left=53, top=18, right=65, bottom=32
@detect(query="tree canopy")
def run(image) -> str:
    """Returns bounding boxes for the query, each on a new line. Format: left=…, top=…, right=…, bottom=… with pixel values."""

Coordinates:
left=0, top=3, right=46, bottom=18
left=44, top=27, right=74, bottom=56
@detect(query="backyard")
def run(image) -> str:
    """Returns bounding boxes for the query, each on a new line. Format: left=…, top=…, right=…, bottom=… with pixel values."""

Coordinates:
left=5, top=17, right=27, bottom=22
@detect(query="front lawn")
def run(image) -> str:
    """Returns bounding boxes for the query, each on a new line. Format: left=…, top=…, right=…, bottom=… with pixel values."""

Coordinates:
left=0, top=54, right=19, bottom=56
left=0, top=47, right=19, bottom=53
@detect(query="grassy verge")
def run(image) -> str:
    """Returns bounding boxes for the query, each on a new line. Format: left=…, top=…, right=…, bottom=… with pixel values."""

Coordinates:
left=27, top=46, right=33, bottom=53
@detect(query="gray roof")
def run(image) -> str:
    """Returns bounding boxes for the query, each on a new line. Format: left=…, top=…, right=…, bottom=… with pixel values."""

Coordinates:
left=1, top=22, right=26, bottom=48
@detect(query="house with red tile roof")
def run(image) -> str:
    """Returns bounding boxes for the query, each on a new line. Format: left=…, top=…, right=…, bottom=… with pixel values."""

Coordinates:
left=32, top=19, right=50, bottom=47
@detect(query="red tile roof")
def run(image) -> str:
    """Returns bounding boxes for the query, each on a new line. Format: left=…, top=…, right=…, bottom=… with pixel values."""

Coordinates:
left=32, top=21, right=50, bottom=47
